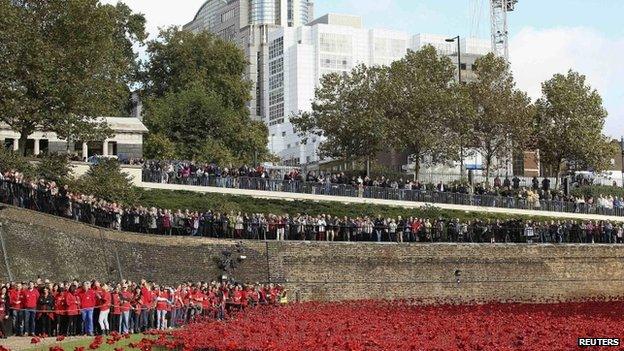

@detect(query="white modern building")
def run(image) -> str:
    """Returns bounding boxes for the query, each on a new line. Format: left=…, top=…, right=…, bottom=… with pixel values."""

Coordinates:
left=264, top=13, right=490, bottom=165
left=184, top=0, right=315, bottom=121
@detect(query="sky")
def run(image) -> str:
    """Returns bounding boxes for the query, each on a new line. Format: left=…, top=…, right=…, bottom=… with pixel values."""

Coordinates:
left=102, top=0, right=624, bottom=138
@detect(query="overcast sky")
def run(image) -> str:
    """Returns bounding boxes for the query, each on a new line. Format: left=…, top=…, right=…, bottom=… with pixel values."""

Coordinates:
left=101, top=0, right=624, bottom=138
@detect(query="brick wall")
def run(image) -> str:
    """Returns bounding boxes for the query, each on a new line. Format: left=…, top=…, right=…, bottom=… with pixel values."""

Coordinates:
left=1, top=205, right=623, bottom=303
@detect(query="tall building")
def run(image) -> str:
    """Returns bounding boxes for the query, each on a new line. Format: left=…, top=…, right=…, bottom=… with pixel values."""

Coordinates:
left=264, top=14, right=490, bottom=165
left=184, top=0, right=314, bottom=121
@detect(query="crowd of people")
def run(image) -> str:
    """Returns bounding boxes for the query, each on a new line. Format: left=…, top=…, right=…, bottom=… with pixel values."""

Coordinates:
left=142, top=161, right=624, bottom=216
left=0, top=277, right=286, bottom=338
left=1, top=170, right=623, bottom=244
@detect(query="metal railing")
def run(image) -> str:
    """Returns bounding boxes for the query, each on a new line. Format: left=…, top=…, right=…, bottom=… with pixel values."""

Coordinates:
left=142, top=171, right=624, bottom=217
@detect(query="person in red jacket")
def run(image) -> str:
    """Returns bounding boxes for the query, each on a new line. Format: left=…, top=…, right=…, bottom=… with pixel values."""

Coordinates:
left=78, top=281, right=96, bottom=336
left=110, top=285, right=122, bottom=333
left=155, top=287, right=171, bottom=330
left=8, top=282, right=23, bottom=336
left=139, top=280, right=152, bottom=331
left=119, top=285, right=133, bottom=334
left=21, top=281, right=40, bottom=336
left=65, top=285, right=80, bottom=336
left=54, top=286, right=66, bottom=336
left=96, top=284, right=111, bottom=335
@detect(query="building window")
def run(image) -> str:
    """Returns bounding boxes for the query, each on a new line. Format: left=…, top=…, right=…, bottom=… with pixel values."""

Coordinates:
left=220, top=8, right=236, bottom=23
left=282, top=131, right=286, bottom=137
left=269, top=37, right=284, bottom=60
left=319, top=33, right=352, bottom=53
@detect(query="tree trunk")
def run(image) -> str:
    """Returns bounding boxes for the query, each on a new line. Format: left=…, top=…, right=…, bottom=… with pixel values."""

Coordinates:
left=460, top=142, right=465, bottom=179
left=366, top=156, right=371, bottom=178
left=555, top=160, right=562, bottom=191
left=18, top=131, right=29, bottom=157
left=412, top=149, right=421, bottom=182
left=485, top=154, right=493, bottom=184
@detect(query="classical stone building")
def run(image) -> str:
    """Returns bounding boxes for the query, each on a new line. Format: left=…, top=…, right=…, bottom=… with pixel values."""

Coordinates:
left=0, top=117, right=148, bottom=160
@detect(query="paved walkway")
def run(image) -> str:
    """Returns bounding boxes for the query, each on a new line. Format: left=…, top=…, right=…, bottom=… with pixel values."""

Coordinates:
left=139, top=182, right=624, bottom=221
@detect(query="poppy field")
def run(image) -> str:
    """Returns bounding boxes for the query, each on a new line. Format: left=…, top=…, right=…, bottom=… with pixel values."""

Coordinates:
left=152, top=299, right=624, bottom=351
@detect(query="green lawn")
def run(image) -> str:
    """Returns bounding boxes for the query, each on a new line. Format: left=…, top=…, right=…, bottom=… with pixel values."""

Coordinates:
left=25, top=333, right=156, bottom=351
left=137, top=187, right=548, bottom=222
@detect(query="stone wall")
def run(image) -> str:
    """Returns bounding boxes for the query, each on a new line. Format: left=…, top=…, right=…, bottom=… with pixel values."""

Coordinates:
left=1, top=205, right=623, bottom=303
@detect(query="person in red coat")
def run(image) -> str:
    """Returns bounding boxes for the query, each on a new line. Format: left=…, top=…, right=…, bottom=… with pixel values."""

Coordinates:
left=96, top=284, right=111, bottom=335
left=64, top=286, right=80, bottom=336
left=78, top=281, right=96, bottom=336
left=8, top=282, right=23, bottom=336
left=21, top=281, right=40, bottom=336
left=110, top=285, right=122, bottom=333
left=54, top=286, right=66, bottom=336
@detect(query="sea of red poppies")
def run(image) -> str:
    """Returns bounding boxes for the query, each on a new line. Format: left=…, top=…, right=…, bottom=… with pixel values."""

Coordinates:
left=6, top=299, right=623, bottom=351
left=148, top=299, right=624, bottom=351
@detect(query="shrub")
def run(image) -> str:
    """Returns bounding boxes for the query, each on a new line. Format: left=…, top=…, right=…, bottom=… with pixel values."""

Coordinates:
left=72, top=159, right=138, bottom=204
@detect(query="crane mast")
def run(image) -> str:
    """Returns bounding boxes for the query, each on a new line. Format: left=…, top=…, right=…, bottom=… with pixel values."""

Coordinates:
left=490, top=0, right=517, bottom=60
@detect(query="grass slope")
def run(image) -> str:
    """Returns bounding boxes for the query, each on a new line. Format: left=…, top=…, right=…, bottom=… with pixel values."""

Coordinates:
left=137, top=188, right=552, bottom=222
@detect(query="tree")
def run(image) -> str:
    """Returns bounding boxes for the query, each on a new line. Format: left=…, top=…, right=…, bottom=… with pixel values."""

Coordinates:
left=535, top=70, right=617, bottom=186
left=467, top=53, right=534, bottom=181
left=382, top=46, right=458, bottom=180
left=35, top=154, right=72, bottom=184
left=141, top=28, right=269, bottom=164
left=72, top=159, right=137, bottom=204
left=0, top=0, right=146, bottom=155
left=291, top=65, right=387, bottom=176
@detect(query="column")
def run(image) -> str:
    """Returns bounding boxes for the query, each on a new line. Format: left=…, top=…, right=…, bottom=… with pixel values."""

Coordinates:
left=12, top=139, right=18, bottom=151
left=33, top=138, right=40, bottom=156
left=102, top=140, right=109, bottom=156
left=82, top=142, right=88, bottom=161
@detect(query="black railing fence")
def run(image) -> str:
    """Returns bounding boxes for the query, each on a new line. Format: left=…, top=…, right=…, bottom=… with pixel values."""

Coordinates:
left=2, top=179, right=624, bottom=244
left=142, top=171, right=624, bottom=217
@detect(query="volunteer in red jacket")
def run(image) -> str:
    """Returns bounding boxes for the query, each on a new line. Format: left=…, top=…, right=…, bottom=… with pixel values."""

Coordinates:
left=9, top=282, right=23, bottom=336
left=54, top=286, right=66, bottom=337
left=65, top=285, right=80, bottom=336
left=110, top=285, right=122, bottom=334
left=21, top=281, right=39, bottom=336
left=78, top=281, right=96, bottom=336
left=155, top=286, right=170, bottom=330
left=97, top=283, right=111, bottom=335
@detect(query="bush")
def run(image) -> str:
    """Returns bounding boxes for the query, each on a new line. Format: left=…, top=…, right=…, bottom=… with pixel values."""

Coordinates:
left=71, top=159, right=138, bottom=204
left=34, top=154, right=72, bottom=184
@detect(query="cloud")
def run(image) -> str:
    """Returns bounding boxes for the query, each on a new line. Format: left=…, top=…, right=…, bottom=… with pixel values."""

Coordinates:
left=510, top=26, right=624, bottom=137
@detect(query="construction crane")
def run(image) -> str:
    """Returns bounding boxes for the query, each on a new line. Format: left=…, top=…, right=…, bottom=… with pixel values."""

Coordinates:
left=490, top=0, right=518, bottom=60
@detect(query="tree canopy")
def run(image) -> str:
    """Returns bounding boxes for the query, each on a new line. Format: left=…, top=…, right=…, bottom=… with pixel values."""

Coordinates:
left=0, top=0, right=146, bottom=154
left=141, top=28, right=269, bottom=165
left=534, top=70, right=617, bottom=181
left=466, top=53, right=534, bottom=179
left=383, top=46, right=460, bottom=178
left=292, top=64, right=387, bottom=173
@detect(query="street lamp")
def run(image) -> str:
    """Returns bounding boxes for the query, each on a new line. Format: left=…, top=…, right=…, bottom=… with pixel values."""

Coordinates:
left=446, top=35, right=464, bottom=177
left=445, top=36, right=462, bottom=84
left=620, top=136, right=624, bottom=187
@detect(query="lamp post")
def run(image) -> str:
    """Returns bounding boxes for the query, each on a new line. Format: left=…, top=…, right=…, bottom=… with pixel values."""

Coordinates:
left=446, top=35, right=464, bottom=177
left=620, top=136, right=624, bottom=187
left=445, top=36, right=461, bottom=84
